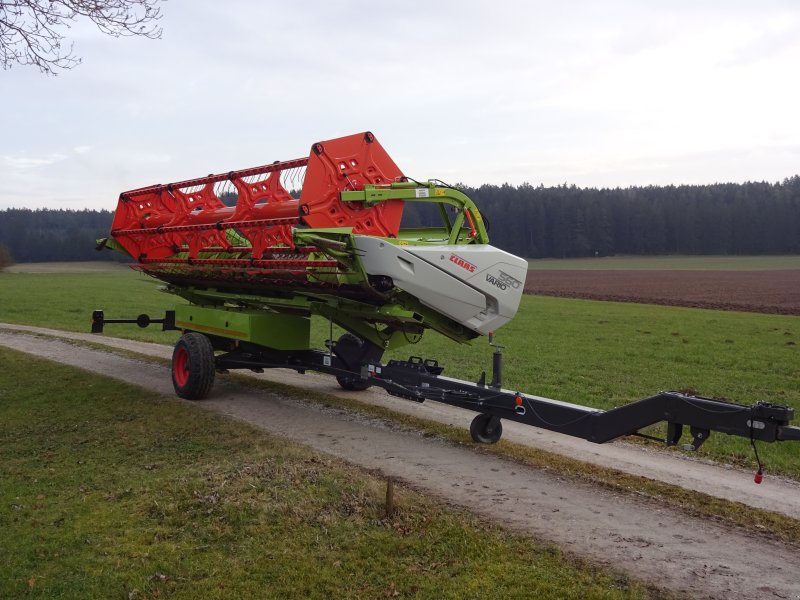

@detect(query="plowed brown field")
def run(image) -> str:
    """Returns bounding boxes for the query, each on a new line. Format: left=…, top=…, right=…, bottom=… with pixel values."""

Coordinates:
left=524, top=269, right=800, bottom=315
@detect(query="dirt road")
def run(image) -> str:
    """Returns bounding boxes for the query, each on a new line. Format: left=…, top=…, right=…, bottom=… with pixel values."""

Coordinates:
left=2, top=325, right=800, bottom=600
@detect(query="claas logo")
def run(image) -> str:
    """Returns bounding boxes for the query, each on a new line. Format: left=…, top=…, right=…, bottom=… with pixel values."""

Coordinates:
left=449, top=254, right=477, bottom=273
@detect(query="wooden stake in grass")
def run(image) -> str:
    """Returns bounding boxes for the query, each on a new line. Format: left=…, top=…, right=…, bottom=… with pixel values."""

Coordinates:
left=385, top=476, right=395, bottom=518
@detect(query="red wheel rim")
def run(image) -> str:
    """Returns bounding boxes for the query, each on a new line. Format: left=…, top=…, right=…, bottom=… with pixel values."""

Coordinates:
left=173, top=346, right=189, bottom=387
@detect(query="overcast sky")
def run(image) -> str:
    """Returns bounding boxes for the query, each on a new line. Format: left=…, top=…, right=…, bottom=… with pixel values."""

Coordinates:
left=2, top=0, right=799, bottom=210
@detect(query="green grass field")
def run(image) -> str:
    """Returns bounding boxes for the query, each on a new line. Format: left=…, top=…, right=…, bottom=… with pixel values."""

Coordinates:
left=1, top=264, right=799, bottom=475
left=0, top=348, right=655, bottom=599
left=526, top=255, right=800, bottom=270
left=0, top=268, right=186, bottom=344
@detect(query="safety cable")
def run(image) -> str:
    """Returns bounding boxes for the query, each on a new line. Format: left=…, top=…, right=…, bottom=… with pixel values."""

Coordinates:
left=522, top=397, right=597, bottom=429
left=405, top=176, right=462, bottom=192
left=400, top=327, right=422, bottom=345
left=429, top=178, right=461, bottom=191
left=750, top=406, right=765, bottom=484
left=427, top=391, right=597, bottom=430
left=681, top=396, right=751, bottom=415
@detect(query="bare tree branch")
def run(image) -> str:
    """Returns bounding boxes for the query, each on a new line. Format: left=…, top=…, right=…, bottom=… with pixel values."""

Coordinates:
left=0, top=0, right=163, bottom=75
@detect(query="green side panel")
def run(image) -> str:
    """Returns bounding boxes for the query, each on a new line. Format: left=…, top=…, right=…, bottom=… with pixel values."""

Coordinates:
left=174, top=305, right=310, bottom=350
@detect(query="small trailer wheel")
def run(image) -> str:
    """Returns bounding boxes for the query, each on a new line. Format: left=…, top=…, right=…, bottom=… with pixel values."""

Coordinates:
left=334, top=333, right=371, bottom=391
left=172, top=332, right=215, bottom=400
left=336, top=374, right=371, bottom=391
left=470, top=413, right=503, bottom=444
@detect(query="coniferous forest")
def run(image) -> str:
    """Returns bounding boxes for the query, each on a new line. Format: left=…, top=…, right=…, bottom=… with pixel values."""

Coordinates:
left=0, top=208, right=125, bottom=264
left=1, top=176, right=799, bottom=263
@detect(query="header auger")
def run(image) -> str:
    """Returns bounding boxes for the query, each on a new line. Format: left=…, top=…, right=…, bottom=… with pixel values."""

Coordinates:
left=95, top=132, right=800, bottom=477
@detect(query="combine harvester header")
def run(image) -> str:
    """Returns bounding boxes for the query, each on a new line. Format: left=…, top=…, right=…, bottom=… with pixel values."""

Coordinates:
left=95, top=132, right=800, bottom=480
left=100, top=132, right=526, bottom=348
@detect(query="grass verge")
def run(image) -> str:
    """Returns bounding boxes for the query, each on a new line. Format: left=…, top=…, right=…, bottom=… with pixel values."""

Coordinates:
left=0, top=347, right=660, bottom=600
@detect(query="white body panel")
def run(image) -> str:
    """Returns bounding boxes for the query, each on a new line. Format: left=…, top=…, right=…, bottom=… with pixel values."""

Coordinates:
left=354, top=236, right=528, bottom=335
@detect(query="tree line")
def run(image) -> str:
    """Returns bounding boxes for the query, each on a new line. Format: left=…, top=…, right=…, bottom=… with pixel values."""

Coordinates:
left=0, top=209, right=123, bottom=264
left=406, top=176, right=800, bottom=258
left=2, top=176, right=800, bottom=264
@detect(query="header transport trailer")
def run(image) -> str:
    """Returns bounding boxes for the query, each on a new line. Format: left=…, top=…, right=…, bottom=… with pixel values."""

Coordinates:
left=94, top=132, right=800, bottom=479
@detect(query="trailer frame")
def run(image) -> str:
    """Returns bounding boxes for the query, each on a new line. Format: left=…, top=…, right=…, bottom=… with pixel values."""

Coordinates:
left=91, top=309, right=800, bottom=451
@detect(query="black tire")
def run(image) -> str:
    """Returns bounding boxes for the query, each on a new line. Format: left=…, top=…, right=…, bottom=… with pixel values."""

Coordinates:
left=336, top=373, right=371, bottom=391
left=172, top=332, right=215, bottom=400
left=470, top=413, right=503, bottom=444
left=334, top=333, right=371, bottom=391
